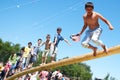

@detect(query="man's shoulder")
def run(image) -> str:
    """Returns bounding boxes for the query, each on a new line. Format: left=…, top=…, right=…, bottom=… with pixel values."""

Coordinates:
left=93, top=11, right=101, bottom=16
left=54, top=34, right=58, bottom=37
left=25, top=46, right=28, bottom=49
left=25, top=46, right=31, bottom=50
left=83, top=13, right=87, bottom=17
left=55, top=34, right=62, bottom=37
left=49, top=41, right=52, bottom=44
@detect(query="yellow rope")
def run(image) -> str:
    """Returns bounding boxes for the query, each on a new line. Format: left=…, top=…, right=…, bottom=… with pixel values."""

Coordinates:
left=6, top=45, right=120, bottom=80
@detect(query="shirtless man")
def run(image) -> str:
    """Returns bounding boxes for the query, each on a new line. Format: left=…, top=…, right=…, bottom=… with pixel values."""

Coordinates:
left=77, top=2, right=114, bottom=56
left=41, top=34, right=51, bottom=65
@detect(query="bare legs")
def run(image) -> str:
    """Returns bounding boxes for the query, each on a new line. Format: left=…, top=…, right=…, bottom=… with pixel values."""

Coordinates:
left=41, top=57, right=47, bottom=65
left=101, top=45, right=108, bottom=53
left=51, top=57, right=55, bottom=62
left=88, top=44, right=97, bottom=56
left=87, top=44, right=108, bottom=56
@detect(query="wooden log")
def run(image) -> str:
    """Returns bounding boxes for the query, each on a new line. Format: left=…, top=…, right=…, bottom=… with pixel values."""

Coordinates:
left=6, top=45, right=120, bottom=80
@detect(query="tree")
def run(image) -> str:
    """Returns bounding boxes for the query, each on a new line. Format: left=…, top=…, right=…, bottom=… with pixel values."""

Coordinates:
left=0, top=38, right=20, bottom=63
left=104, top=74, right=110, bottom=80
left=104, top=74, right=118, bottom=80
left=53, top=58, right=92, bottom=80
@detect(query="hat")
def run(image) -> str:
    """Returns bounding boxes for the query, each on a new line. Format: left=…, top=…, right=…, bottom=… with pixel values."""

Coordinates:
left=70, top=34, right=80, bottom=42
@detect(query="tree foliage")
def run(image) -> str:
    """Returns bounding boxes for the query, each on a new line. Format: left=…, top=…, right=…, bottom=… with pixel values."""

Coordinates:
left=54, top=62, right=92, bottom=80
left=104, top=74, right=118, bottom=80
left=0, top=38, right=20, bottom=63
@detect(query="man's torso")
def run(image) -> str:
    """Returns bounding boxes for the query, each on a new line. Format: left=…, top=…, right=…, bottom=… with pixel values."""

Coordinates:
left=45, top=40, right=51, bottom=50
left=84, top=12, right=100, bottom=30
left=23, top=46, right=31, bottom=57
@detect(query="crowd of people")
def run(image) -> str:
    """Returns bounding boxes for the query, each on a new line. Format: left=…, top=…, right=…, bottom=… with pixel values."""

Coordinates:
left=0, top=64, right=68, bottom=80
left=0, top=27, right=70, bottom=80
left=17, top=70, right=68, bottom=80
left=0, top=1, right=114, bottom=80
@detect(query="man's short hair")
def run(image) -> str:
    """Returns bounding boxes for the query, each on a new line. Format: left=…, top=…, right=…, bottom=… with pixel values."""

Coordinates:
left=57, top=27, right=62, bottom=31
left=46, top=34, right=50, bottom=37
left=38, top=38, right=42, bottom=41
left=85, top=2, right=94, bottom=9
left=28, top=42, right=32, bottom=45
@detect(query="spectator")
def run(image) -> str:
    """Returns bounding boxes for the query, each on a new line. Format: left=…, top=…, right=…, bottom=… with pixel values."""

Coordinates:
left=22, top=42, right=32, bottom=69
left=39, top=70, right=48, bottom=80
left=30, top=39, right=42, bottom=67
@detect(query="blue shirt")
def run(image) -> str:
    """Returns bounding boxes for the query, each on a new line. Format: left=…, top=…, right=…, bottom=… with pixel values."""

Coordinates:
left=54, top=34, right=64, bottom=47
left=33, top=43, right=40, bottom=55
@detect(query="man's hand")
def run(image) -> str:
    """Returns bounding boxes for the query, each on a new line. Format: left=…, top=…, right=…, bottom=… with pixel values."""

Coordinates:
left=109, top=26, right=114, bottom=30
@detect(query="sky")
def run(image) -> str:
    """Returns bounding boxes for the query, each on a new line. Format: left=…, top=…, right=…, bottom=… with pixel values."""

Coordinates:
left=0, top=0, right=120, bottom=79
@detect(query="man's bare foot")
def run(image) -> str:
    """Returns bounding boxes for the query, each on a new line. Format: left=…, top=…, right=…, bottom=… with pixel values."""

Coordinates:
left=93, top=47, right=97, bottom=56
left=43, top=63, right=46, bottom=65
left=40, top=63, right=44, bottom=66
left=102, top=45, right=108, bottom=54
left=40, top=63, right=46, bottom=66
